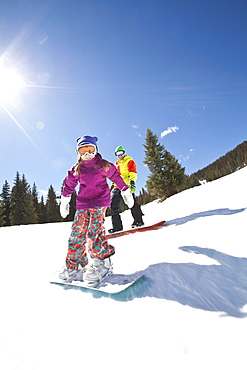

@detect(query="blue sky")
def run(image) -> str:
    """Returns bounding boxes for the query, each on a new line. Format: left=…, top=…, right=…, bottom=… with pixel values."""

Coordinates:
left=0, top=0, right=246, bottom=196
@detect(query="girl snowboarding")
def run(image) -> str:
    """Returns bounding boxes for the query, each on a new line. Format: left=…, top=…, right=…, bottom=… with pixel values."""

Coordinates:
left=59, top=135, right=133, bottom=286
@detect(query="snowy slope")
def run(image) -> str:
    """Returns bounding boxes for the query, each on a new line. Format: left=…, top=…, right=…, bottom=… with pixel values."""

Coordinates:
left=0, top=167, right=247, bottom=370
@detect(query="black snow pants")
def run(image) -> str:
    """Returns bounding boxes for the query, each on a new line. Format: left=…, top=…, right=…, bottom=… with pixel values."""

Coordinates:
left=110, top=188, right=144, bottom=230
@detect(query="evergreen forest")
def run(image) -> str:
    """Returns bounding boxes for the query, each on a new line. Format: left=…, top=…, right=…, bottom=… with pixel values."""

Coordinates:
left=191, top=141, right=247, bottom=182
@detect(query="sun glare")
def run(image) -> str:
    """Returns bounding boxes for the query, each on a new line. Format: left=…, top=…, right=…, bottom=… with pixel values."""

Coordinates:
left=0, top=66, right=25, bottom=106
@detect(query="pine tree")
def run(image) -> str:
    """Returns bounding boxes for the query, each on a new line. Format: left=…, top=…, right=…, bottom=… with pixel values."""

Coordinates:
left=46, top=185, right=60, bottom=222
left=0, top=199, right=5, bottom=226
left=143, top=128, right=186, bottom=200
left=143, top=128, right=167, bottom=199
left=0, top=180, right=11, bottom=226
left=182, top=174, right=200, bottom=190
left=162, top=150, right=187, bottom=198
left=38, top=195, right=47, bottom=223
left=10, top=172, right=38, bottom=225
left=32, top=183, right=39, bottom=218
left=10, top=172, right=23, bottom=225
left=136, top=188, right=155, bottom=205
left=21, top=175, right=38, bottom=224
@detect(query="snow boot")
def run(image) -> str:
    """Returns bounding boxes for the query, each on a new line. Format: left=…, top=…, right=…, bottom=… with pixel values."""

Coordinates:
left=108, top=227, right=123, bottom=233
left=59, top=267, right=85, bottom=283
left=131, top=221, right=144, bottom=228
left=83, top=257, right=113, bottom=286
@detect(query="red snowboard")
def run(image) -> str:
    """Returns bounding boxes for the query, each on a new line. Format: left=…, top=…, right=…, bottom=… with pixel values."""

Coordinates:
left=106, top=220, right=166, bottom=239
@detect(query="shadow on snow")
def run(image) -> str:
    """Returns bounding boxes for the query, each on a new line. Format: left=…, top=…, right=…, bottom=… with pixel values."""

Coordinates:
left=88, top=246, right=247, bottom=318
left=166, top=207, right=246, bottom=226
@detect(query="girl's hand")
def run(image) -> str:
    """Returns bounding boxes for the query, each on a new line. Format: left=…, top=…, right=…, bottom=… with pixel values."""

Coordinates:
left=60, top=196, right=71, bottom=218
left=121, top=188, right=134, bottom=209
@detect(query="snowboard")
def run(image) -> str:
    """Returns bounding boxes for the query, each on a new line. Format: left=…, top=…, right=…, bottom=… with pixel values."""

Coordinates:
left=50, top=272, right=145, bottom=294
left=106, top=220, right=166, bottom=239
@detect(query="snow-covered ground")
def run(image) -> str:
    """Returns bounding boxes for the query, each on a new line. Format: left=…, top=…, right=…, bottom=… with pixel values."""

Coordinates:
left=1, top=167, right=247, bottom=370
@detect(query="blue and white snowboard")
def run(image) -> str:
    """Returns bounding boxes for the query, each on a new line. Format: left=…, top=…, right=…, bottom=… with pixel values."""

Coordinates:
left=50, top=272, right=145, bottom=294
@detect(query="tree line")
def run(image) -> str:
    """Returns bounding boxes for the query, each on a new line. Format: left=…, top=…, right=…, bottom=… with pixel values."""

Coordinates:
left=191, top=140, right=247, bottom=182
left=1, top=129, right=245, bottom=227
left=0, top=172, right=63, bottom=227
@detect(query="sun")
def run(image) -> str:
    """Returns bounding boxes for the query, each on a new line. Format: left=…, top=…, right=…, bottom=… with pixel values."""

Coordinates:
left=0, top=66, right=25, bottom=106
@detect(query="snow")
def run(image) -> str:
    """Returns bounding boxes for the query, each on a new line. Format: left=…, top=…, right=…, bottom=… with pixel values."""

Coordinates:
left=1, top=167, right=247, bottom=370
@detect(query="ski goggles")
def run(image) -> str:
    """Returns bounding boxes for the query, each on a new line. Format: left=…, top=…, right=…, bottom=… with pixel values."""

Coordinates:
left=115, top=150, right=125, bottom=156
left=79, top=152, right=96, bottom=160
left=78, top=145, right=97, bottom=158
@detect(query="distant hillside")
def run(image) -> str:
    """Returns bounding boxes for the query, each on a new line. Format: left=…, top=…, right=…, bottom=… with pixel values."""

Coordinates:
left=192, top=141, right=247, bottom=182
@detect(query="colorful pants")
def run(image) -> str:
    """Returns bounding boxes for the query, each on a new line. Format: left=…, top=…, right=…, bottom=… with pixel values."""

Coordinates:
left=65, top=207, right=115, bottom=270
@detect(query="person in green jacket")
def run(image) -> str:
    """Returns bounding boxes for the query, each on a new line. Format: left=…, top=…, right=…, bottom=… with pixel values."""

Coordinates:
left=108, top=145, right=144, bottom=233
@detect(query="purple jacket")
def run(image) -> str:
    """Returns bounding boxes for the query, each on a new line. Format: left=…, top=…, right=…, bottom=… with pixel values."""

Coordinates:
left=62, top=155, right=128, bottom=209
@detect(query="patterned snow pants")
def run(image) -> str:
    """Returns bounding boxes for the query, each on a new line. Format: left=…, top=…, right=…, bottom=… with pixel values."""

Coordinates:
left=65, top=207, right=115, bottom=270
